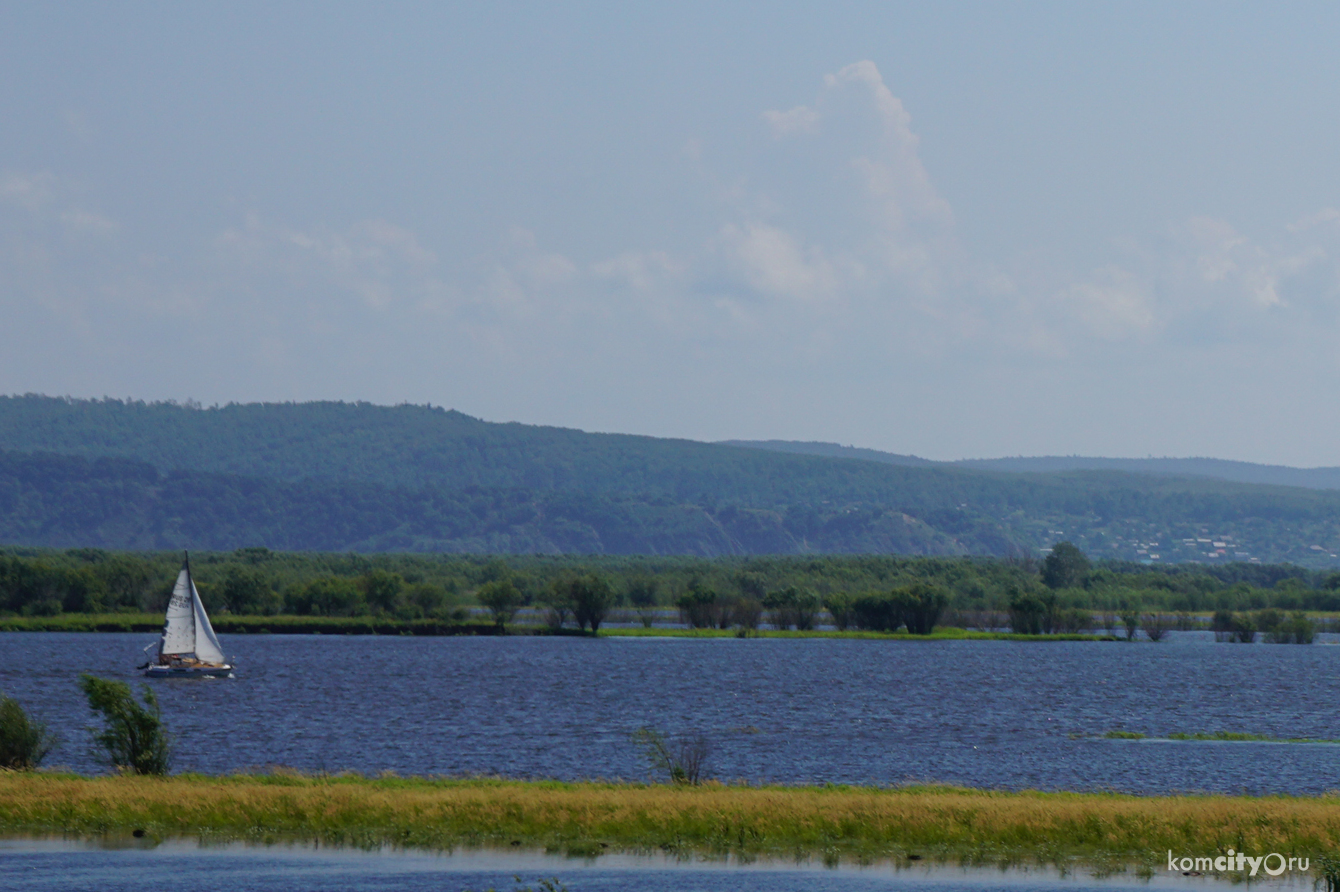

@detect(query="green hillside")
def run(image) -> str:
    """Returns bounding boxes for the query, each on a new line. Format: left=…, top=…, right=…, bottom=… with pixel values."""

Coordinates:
left=1, top=395, right=1340, bottom=564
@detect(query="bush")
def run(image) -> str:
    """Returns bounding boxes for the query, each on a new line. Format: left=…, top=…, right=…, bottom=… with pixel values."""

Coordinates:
left=1008, top=590, right=1047, bottom=635
left=79, top=674, right=171, bottom=775
left=676, top=582, right=725, bottom=629
left=852, top=591, right=900, bottom=631
left=631, top=727, right=709, bottom=785
left=1141, top=613, right=1172, bottom=642
left=763, top=587, right=820, bottom=630
left=894, top=583, right=947, bottom=635
left=0, top=695, right=57, bottom=770
left=569, top=575, right=616, bottom=632
left=221, top=566, right=279, bottom=615
left=727, top=596, right=762, bottom=630
left=824, top=592, right=855, bottom=631
left=284, top=576, right=365, bottom=616
left=1266, top=611, right=1315, bottom=644
left=477, top=580, right=523, bottom=631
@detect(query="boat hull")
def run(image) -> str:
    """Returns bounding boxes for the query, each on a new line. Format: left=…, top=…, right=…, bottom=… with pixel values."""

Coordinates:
left=144, top=663, right=232, bottom=678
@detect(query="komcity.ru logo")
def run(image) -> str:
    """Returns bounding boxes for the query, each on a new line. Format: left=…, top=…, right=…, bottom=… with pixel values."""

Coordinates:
left=1168, top=849, right=1308, bottom=876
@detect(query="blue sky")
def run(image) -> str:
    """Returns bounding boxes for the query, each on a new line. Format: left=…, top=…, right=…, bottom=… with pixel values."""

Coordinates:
left=4, top=3, right=1340, bottom=464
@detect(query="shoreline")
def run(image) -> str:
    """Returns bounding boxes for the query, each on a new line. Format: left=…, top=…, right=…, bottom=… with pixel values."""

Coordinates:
left=2, top=774, right=1337, bottom=873
left=0, top=613, right=1115, bottom=640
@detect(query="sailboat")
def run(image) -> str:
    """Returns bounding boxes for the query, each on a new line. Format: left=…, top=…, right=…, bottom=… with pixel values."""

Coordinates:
left=143, top=554, right=233, bottom=677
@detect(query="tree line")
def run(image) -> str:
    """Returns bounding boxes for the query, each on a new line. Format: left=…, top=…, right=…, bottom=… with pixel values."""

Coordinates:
left=6, top=545, right=1340, bottom=636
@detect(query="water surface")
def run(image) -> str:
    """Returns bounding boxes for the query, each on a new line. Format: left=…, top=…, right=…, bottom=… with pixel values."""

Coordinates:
left=2, top=632, right=1337, bottom=793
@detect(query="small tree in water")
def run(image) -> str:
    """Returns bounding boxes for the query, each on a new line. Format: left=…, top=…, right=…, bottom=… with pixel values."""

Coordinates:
left=79, top=674, right=171, bottom=775
left=0, top=694, right=58, bottom=770
left=631, top=727, right=709, bottom=785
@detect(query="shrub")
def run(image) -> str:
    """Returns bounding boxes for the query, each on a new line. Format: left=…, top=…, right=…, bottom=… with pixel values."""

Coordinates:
left=1232, top=612, right=1258, bottom=643
left=824, top=592, right=855, bottom=631
left=1008, top=590, right=1047, bottom=635
left=631, top=727, right=709, bottom=785
left=1121, top=611, right=1139, bottom=640
left=569, top=575, right=616, bottom=632
left=358, top=570, right=404, bottom=614
left=1141, top=613, right=1172, bottom=642
left=626, top=577, right=660, bottom=627
left=0, top=695, right=57, bottom=770
left=676, top=582, right=724, bottom=629
left=78, top=674, right=171, bottom=775
left=1266, top=611, right=1315, bottom=644
left=894, top=583, right=947, bottom=635
left=221, top=566, right=279, bottom=614
left=727, top=596, right=762, bottom=630
left=477, top=580, right=523, bottom=631
left=543, top=579, right=576, bottom=629
left=285, top=576, right=365, bottom=616
left=852, top=591, right=899, bottom=631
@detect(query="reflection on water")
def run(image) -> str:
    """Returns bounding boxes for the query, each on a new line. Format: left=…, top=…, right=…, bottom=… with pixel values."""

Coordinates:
left=2, top=632, right=1338, bottom=793
left=0, top=839, right=1212, bottom=892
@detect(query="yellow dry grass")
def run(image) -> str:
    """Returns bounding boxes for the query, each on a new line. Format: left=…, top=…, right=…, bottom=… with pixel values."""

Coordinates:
left=3, top=774, right=1339, bottom=867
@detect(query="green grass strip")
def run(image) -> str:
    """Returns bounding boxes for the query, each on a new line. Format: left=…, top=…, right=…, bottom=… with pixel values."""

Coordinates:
left=4, top=775, right=1340, bottom=870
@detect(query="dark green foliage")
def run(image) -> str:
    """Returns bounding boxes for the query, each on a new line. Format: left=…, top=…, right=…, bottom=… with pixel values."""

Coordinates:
left=358, top=570, right=403, bottom=614
left=895, top=583, right=948, bottom=635
left=823, top=592, right=855, bottom=631
left=847, top=583, right=946, bottom=634
left=284, top=577, right=364, bottom=616
left=1008, top=588, right=1050, bottom=635
left=78, top=674, right=170, bottom=775
left=0, top=695, right=57, bottom=769
left=1260, top=609, right=1316, bottom=644
left=563, top=575, right=616, bottom=632
left=762, top=587, right=820, bottom=630
left=676, top=582, right=725, bottom=629
left=7, top=546, right=1340, bottom=637
left=5, top=396, right=1340, bottom=564
left=477, top=580, right=523, bottom=630
left=221, top=566, right=278, bottom=614
left=1041, top=542, right=1090, bottom=589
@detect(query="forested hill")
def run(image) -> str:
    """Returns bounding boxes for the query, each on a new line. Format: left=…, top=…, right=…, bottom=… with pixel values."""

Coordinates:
left=727, top=438, right=1340, bottom=491
left=3, top=395, right=1340, bottom=565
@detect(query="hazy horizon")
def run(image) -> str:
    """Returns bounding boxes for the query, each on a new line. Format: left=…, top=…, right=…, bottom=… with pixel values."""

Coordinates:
left=5, top=4, right=1340, bottom=465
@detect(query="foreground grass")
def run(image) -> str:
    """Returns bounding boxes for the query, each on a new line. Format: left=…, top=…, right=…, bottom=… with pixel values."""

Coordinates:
left=3, top=774, right=1340, bottom=869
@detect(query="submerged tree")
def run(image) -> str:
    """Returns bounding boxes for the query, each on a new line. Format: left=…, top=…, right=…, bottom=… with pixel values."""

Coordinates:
left=79, top=674, right=171, bottom=775
left=631, top=727, right=710, bottom=785
left=0, top=694, right=58, bottom=770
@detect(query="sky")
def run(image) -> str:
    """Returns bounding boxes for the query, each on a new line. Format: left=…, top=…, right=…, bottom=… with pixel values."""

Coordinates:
left=4, top=2, right=1340, bottom=465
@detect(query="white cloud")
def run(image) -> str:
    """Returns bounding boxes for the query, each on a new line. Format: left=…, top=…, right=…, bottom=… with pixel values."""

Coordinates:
left=0, top=172, right=55, bottom=210
left=1059, top=266, right=1156, bottom=340
left=719, top=222, right=838, bottom=303
left=762, top=105, right=820, bottom=136
left=60, top=209, right=118, bottom=235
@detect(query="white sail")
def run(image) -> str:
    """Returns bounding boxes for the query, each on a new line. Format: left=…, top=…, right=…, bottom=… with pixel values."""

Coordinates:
left=160, top=567, right=196, bottom=656
left=191, top=577, right=226, bottom=665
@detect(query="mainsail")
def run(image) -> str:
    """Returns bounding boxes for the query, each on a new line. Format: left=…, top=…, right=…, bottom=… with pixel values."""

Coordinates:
left=159, top=559, right=226, bottom=665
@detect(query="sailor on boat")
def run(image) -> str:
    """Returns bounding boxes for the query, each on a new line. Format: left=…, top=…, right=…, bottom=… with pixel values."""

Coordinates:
left=141, top=553, right=233, bottom=678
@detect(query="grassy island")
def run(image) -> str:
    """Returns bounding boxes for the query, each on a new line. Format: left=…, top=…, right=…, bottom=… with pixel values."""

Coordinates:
left=3, top=774, right=1340, bottom=872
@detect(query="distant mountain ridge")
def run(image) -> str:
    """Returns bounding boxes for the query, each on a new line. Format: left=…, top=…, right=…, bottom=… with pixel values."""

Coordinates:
left=724, top=440, right=1340, bottom=491
left=2, top=395, right=1340, bottom=564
